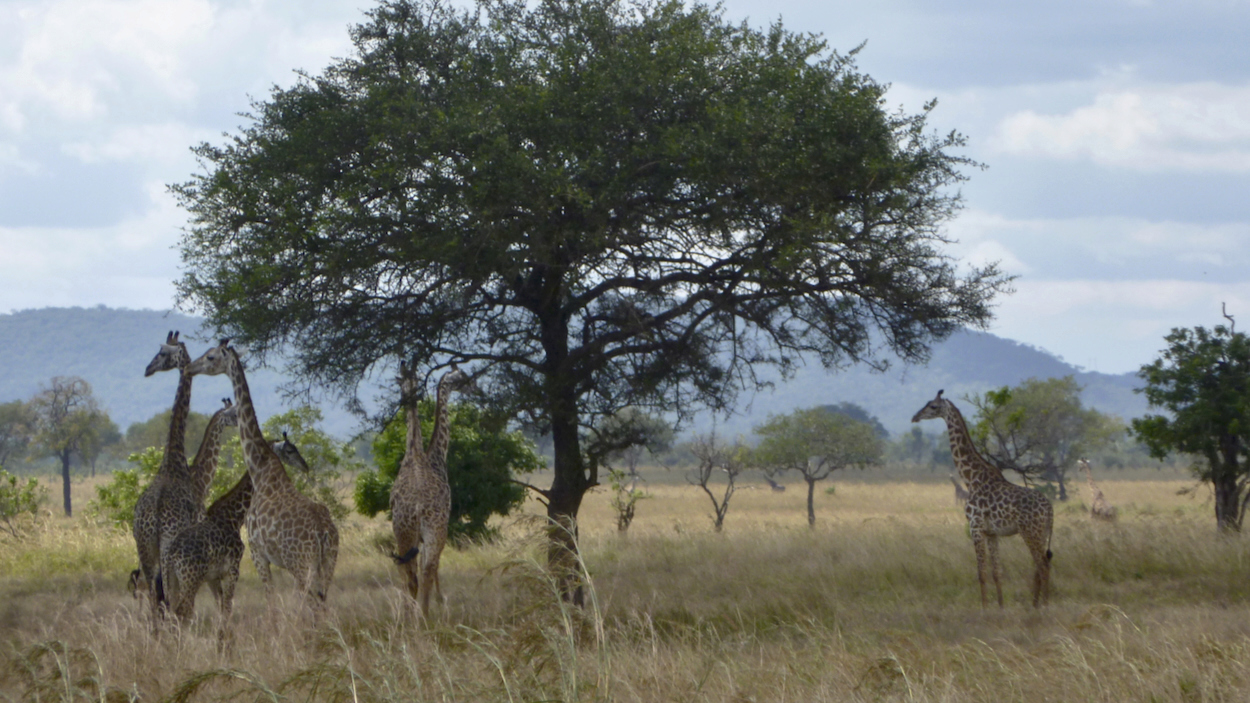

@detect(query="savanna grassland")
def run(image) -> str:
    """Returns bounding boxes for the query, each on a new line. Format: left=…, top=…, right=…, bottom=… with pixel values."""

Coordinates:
left=4, top=470, right=1250, bottom=702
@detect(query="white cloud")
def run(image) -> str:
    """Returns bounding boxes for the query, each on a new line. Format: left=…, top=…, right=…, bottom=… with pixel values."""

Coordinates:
left=989, top=278, right=1250, bottom=373
left=992, top=82, right=1250, bottom=172
left=0, top=182, right=183, bottom=311
left=62, top=122, right=212, bottom=166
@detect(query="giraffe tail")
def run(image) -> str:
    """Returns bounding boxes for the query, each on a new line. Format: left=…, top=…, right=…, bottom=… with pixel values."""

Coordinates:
left=392, top=546, right=420, bottom=565
left=154, top=570, right=168, bottom=606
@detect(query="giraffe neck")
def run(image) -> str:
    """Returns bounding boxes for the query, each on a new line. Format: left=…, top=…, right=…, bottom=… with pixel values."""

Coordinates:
left=426, top=376, right=455, bottom=478
left=189, top=407, right=231, bottom=501
left=401, top=391, right=427, bottom=475
left=224, top=348, right=289, bottom=490
left=208, top=471, right=253, bottom=530
left=939, top=402, right=1003, bottom=488
left=162, top=350, right=193, bottom=477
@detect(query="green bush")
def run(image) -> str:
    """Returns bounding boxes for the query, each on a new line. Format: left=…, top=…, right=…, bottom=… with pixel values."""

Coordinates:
left=87, top=447, right=162, bottom=529
left=0, top=469, right=47, bottom=538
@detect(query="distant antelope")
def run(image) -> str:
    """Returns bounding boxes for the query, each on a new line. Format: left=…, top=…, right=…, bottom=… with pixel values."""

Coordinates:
left=764, top=476, right=786, bottom=492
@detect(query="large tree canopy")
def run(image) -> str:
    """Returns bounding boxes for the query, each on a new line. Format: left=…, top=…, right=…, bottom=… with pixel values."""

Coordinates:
left=174, top=0, right=1008, bottom=592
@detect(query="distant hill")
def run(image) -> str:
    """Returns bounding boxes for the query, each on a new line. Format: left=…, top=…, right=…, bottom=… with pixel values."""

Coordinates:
left=706, top=330, right=1148, bottom=437
left=0, top=307, right=1149, bottom=440
left=0, top=306, right=363, bottom=437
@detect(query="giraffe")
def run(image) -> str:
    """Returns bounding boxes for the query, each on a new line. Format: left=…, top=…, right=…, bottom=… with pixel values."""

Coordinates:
left=187, top=398, right=239, bottom=504
left=389, top=363, right=472, bottom=618
left=132, top=331, right=204, bottom=620
left=159, top=437, right=310, bottom=646
left=950, top=473, right=970, bottom=507
left=128, top=397, right=236, bottom=602
left=1079, top=458, right=1118, bottom=522
left=186, top=339, right=339, bottom=612
left=912, top=390, right=1054, bottom=608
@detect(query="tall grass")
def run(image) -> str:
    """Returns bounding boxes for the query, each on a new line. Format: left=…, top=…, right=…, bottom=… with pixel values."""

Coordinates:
left=2, top=478, right=1250, bottom=701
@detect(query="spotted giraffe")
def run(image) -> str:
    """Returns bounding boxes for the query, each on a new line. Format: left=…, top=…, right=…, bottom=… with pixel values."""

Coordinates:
left=390, top=363, right=473, bottom=618
left=912, top=390, right=1054, bottom=608
left=132, top=331, right=204, bottom=620
left=159, top=437, right=310, bottom=645
left=128, top=397, right=237, bottom=599
left=1079, top=458, right=1118, bottom=522
left=187, top=340, right=339, bottom=611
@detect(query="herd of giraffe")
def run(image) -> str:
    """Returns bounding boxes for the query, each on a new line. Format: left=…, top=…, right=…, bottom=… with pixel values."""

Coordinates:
left=129, top=332, right=1113, bottom=633
left=129, top=334, right=468, bottom=642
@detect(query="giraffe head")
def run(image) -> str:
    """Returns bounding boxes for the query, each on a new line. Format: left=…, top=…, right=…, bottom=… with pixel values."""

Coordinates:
left=1078, top=457, right=1092, bottom=477
left=270, top=431, right=311, bottom=473
left=910, top=389, right=950, bottom=423
left=144, top=331, right=189, bottom=377
left=216, top=397, right=239, bottom=427
left=440, top=363, right=477, bottom=396
left=187, top=338, right=233, bottom=377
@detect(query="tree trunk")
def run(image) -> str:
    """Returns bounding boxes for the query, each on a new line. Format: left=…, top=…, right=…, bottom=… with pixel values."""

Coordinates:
left=806, top=477, right=816, bottom=527
left=1056, top=470, right=1068, bottom=502
left=545, top=380, right=590, bottom=605
left=1214, top=440, right=1241, bottom=532
left=61, top=450, right=72, bottom=517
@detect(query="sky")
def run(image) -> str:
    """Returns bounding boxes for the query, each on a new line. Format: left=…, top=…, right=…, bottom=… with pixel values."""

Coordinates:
left=1, top=0, right=1247, bottom=375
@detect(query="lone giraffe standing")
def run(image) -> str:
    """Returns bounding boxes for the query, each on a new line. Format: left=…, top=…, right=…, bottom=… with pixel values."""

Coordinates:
left=159, top=437, right=310, bottom=646
left=912, top=390, right=1054, bottom=608
left=390, top=363, right=472, bottom=618
left=133, top=332, right=204, bottom=620
left=188, top=340, right=339, bottom=612
left=1079, top=458, right=1118, bottom=522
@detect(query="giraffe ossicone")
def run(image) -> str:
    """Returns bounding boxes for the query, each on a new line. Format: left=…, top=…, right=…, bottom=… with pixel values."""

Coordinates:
left=912, top=389, right=1054, bottom=608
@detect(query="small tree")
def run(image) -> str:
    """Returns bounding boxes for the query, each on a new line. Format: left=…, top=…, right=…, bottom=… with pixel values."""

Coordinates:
left=969, top=376, right=1119, bottom=500
left=0, top=400, right=35, bottom=469
left=687, top=432, right=749, bottom=532
left=596, top=408, right=674, bottom=533
left=0, top=470, right=46, bottom=538
left=28, top=377, right=110, bottom=516
left=1132, top=323, right=1250, bottom=531
left=752, top=407, right=883, bottom=526
left=355, top=399, right=544, bottom=544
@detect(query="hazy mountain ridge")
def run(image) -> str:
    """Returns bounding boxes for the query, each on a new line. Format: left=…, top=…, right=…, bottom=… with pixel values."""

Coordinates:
left=0, top=307, right=1149, bottom=440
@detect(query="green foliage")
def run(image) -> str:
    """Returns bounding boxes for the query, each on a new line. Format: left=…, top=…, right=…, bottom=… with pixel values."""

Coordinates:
left=28, top=376, right=112, bottom=516
left=0, top=469, right=47, bottom=538
left=0, top=400, right=35, bottom=469
left=212, top=406, right=356, bottom=520
left=173, top=0, right=1008, bottom=537
left=119, top=409, right=213, bottom=460
left=355, top=400, right=544, bottom=544
left=969, top=376, right=1120, bottom=499
left=1131, top=324, right=1250, bottom=530
left=87, top=447, right=163, bottom=529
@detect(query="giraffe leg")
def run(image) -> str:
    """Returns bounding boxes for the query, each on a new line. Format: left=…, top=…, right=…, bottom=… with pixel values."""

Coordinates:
left=971, top=532, right=990, bottom=608
left=215, top=568, right=238, bottom=651
left=1026, top=535, right=1051, bottom=608
left=986, top=535, right=1004, bottom=608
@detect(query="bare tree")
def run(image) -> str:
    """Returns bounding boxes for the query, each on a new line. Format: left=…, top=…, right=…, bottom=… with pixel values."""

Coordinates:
left=29, top=377, right=109, bottom=516
left=687, top=433, right=749, bottom=532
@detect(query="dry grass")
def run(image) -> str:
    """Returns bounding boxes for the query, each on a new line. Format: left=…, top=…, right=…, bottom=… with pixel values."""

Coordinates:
left=2, top=471, right=1250, bottom=701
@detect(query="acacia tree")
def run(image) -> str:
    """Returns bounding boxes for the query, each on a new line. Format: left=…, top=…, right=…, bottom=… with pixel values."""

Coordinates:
left=687, top=432, right=749, bottom=532
left=173, top=0, right=1008, bottom=597
left=29, top=377, right=109, bottom=516
left=1132, top=324, right=1250, bottom=531
left=752, top=406, right=883, bottom=526
left=968, top=376, right=1119, bottom=501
